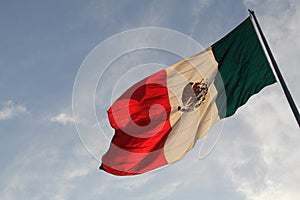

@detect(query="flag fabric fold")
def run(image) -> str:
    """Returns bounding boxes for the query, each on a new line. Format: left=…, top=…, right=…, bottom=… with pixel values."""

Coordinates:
left=100, top=17, right=276, bottom=176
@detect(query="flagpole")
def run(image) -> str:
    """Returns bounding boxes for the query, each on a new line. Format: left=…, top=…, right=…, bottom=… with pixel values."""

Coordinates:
left=248, top=9, right=300, bottom=128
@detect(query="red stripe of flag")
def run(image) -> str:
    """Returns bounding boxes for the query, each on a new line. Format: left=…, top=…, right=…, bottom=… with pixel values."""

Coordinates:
left=100, top=70, right=172, bottom=175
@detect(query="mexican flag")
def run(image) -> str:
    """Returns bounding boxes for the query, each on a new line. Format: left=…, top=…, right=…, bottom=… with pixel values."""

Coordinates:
left=100, top=17, right=276, bottom=176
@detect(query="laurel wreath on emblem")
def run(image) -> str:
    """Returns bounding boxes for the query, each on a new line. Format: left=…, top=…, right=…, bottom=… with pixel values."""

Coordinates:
left=178, top=79, right=208, bottom=112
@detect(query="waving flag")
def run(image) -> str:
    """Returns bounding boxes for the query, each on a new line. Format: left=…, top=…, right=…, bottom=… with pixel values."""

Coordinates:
left=100, top=17, right=276, bottom=176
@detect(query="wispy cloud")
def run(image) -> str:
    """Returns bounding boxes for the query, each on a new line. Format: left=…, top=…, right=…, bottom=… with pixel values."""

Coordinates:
left=0, top=100, right=28, bottom=120
left=189, top=0, right=211, bottom=37
left=0, top=143, right=96, bottom=200
left=215, top=89, right=300, bottom=200
left=50, top=113, right=74, bottom=125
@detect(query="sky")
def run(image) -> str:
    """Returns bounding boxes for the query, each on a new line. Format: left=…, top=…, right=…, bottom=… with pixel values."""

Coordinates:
left=0, top=0, right=299, bottom=199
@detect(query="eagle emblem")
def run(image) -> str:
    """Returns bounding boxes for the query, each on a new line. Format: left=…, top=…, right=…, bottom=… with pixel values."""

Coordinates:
left=178, top=79, right=208, bottom=112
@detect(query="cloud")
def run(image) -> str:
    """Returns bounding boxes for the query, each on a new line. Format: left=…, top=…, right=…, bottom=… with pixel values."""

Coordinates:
left=215, top=88, right=300, bottom=200
left=50, top=113, right=74, bottom=125
left=0, top=100, right=28, bottom=120
left=189, top=0, right=211, bottom=37
left=0, top=142, right=96, bottom=200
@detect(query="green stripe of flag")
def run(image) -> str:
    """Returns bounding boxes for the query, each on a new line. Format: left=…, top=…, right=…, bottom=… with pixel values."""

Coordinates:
left=212, top=17, right=276, bottom=118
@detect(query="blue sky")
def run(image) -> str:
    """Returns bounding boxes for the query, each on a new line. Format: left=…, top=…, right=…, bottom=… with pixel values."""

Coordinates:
left=1, top=0, right=299, bottom=199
